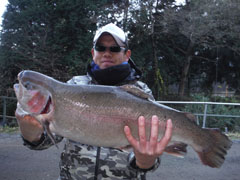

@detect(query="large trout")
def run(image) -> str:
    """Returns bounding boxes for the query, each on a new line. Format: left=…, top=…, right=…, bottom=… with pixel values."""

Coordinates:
left=14, top=70, right=232, bottom=168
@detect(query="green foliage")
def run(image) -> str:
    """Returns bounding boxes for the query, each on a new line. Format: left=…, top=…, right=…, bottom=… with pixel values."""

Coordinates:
left=0, top=126, right=19, bottom=133
left=0, top=97, right=17, bottom=127
left=0, top=0, right=239, bottom=131
left=0, top=0, right=240, bottom=100
left=227, top=132, right=240, bottom=140
left=161, top=0, right=240, bottom=96
left=0, top=0, right=105, bottom=88
left=182, top=94, right=240, bottom=132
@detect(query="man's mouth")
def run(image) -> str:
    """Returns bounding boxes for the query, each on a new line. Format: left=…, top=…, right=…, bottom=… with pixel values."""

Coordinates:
left=102, top=60, right=114, bottom=63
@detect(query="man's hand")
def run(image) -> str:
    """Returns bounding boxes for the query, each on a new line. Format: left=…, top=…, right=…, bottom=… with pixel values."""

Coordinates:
left=124, top=115, right=172, bottom=169
left=15, top=108, right=44, bottom=142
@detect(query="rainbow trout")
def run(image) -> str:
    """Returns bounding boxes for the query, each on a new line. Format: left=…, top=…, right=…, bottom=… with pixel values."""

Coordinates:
left=14, top=70, right=232, bottom=168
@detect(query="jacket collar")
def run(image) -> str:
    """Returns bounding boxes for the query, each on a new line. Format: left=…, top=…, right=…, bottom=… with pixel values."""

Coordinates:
left=87, top=58, right=142, bottom=85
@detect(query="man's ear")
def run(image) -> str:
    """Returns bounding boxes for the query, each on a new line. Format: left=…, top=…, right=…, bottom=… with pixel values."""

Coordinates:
left=125, top=49, right=131, bottom=61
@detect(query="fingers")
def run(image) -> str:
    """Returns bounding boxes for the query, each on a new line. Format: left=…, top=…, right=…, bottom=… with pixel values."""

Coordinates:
left=124, top=126, right=138, bottom=148
left=138, top=116, right=147, bottom=151
left=124, top=116, right=149, bottom=151
left=149, top=115, right=159, bottom=153
left=128, top=116, right=173, bottom=170
left=16, top=112, right=42, bottom=127
left=157, top=119, right=172, bottom=151
left=124, top=116, right=173, bottom=156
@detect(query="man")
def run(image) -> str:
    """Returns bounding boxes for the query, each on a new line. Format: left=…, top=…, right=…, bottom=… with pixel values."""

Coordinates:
left=16, top=23, right=172, bottom=180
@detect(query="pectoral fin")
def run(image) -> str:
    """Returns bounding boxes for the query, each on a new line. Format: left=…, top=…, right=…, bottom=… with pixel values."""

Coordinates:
left=43, top=121, right=59, bottom=148
left=35, top=114, right=59, bottom=149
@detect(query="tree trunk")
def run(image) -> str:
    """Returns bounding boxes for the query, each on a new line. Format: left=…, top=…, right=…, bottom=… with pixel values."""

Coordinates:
left=178, top=41, right=193, bottom=97
left=151, top=33, right=159, bottom=98
left=123, top=0, right=129, bottom=32
left=150, top=0, right=164, bottom=99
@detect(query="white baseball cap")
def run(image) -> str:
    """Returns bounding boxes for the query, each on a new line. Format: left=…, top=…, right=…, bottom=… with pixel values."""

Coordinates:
left=93, top=23, right=128, bottom=47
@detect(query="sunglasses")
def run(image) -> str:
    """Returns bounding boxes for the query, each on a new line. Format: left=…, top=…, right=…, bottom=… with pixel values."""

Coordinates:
left=94, top=45, right=126, bottom=53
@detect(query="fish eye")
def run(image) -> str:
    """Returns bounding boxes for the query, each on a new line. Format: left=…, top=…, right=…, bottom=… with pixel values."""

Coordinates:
left=24, top=81, right=33, bottom=90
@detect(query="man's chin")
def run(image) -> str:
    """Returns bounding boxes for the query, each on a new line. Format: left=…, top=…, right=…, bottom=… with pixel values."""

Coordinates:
left=100, top=63, right=115, bottom=69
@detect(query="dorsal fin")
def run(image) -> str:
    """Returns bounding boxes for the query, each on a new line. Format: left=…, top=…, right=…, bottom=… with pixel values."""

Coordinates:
left=119, top=84, right=154, bottom=100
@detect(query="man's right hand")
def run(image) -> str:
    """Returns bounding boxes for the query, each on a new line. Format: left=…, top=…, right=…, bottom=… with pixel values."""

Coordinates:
left=15, top=106, right=44, bottom=142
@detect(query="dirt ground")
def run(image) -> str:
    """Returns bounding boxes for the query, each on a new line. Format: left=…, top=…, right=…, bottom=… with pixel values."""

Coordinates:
left=0, top=132, right=239, bottom=180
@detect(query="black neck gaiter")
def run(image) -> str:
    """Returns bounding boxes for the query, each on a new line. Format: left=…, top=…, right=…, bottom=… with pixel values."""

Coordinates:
left=90, top=63, right=131, bottom=85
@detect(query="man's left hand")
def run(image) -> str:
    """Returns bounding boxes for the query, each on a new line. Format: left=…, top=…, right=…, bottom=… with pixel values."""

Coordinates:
left=124, top=115, right=173, bottom=169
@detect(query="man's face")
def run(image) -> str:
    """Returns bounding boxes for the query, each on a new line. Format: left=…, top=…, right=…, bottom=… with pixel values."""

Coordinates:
left=91, top=34, right=131, bottom=69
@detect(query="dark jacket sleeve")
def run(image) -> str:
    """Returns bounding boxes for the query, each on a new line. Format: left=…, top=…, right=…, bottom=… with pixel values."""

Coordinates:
left=22, top=132, right=63, bottom=150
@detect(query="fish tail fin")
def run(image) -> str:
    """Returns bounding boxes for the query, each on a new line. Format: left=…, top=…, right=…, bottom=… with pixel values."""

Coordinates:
left=195, top=128, right=232, bottom=168
left=164, top=142, right=188, bottom=158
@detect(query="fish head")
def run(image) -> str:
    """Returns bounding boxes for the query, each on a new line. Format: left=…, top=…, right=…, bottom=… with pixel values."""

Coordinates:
left=14, top=71, right=53, bottom=115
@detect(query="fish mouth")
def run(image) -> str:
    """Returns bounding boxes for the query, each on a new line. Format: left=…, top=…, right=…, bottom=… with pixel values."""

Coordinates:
left=16, top=72, right=53, bottom=115
left=15, top=70, right=55, bottom=115
left=18, top=70, right=24, bottom=79
left=40, top=96, right=52, bottom=114
left=15, top=81, right=53, bottom=115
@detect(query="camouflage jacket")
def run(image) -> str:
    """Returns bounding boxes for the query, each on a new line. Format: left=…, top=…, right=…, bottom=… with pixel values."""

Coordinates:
left=22, top=63, right=161, bottom=180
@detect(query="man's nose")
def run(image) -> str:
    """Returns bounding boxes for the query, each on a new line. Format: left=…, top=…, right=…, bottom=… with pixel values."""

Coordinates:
left=103, top=48, right=112, bottom=55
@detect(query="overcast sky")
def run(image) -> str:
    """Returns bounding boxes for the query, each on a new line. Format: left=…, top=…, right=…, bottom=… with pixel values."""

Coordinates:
left=0, top=0, right=8, bottom=29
